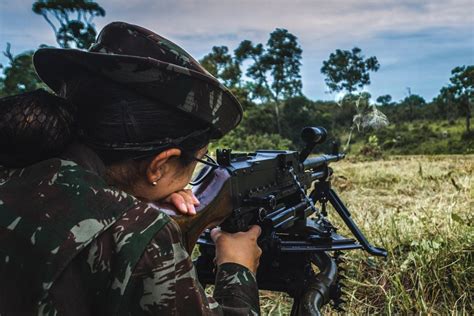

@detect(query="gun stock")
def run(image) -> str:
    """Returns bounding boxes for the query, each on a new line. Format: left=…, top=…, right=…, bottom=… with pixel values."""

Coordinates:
left=151, top=168, right=232, bottom=253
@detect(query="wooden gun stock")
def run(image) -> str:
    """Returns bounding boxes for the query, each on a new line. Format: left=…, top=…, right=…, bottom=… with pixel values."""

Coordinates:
left=151, top=168, right=232, bottom=253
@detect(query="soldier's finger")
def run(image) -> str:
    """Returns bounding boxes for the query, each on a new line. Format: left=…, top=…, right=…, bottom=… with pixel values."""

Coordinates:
left=184, top=189, right=200, bottom=205
left=192, top=192, right=200, bottom=205
left=177, top=190, right=196, bottom=214
left=247, top=225, right=262, bottom=238
left=166, top=193, right=188, bottom=214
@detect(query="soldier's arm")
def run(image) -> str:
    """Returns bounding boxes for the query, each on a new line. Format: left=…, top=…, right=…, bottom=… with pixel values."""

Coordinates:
left=126, top=219, right=260, bottom=315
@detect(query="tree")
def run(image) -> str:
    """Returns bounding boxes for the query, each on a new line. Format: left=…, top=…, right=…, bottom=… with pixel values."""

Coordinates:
left=376, top=94, right=392, bottom=106
left=403, top=93, right=426, bottom=107
left=321, top=47, right=379, bottom=94
left=199, top=46, right=254, bottom=110
left=234, top=28, right=303, bottom=133
left=199, top=46, right=241, bottom=88
left=0, top=44, right=44, bottom=97
left=434, top=86, right=455, bottom=121
left=447, top=65, right=473, bottom=132
left=401, top=89, right=426, bottom=120
left=32, top=0, right=105, bottom=49
left=280, top=96, right=333, bottom=148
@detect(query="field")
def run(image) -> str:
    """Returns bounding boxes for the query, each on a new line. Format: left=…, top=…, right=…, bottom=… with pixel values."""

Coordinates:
left=346, top=119, right=473, bottom=155
left=258, top=155, right=473, bottom=315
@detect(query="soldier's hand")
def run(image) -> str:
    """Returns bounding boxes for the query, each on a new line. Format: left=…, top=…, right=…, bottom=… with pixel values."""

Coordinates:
left=163, top=189, right=199, bottom=215
left=210, top=225, right=262, bottom=274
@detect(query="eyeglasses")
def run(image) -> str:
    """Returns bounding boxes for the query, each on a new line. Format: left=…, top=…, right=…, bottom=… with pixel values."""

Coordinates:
left=190, top=154, right=220, bottom=186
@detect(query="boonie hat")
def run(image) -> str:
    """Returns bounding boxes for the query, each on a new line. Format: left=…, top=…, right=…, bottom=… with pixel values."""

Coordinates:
left=33, top=21, right=243, bottom=139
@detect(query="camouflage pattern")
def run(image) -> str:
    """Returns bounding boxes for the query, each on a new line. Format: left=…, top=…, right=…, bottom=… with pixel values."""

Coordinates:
left=0, top=146, right=259, bottom=315
left=33, top=22, right=243, bottom=139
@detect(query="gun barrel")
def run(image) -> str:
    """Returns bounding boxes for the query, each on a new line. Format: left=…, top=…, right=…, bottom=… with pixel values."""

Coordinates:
left=303, top=154, right=345, bottom=170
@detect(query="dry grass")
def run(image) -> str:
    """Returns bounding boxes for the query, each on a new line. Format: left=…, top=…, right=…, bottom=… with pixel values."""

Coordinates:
left=259, top=155, right=473, bottom=315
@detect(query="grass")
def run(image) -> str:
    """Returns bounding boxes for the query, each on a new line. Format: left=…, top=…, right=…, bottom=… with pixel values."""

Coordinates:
left=343, top=119, right=473, bottom=155
left=256, top=155, right=473, bottom=315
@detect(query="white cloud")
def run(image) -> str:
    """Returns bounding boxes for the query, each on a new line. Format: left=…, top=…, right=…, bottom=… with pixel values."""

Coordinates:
left=95, top=0, right=473, bottom=42
left=3, top=0, right=472, bottom=55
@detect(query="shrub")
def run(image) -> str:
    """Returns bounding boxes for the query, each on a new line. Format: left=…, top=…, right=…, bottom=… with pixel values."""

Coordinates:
left=210, top=131, right=292, bottom=152
left=358, top=135, right=383, bottom=159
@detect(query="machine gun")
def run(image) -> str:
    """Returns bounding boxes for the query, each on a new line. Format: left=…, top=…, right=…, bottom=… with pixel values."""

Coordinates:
left=163, top=127, right=387, bottom=315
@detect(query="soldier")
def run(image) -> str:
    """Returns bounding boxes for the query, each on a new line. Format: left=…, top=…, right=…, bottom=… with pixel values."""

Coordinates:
left=0, top=22, right=261, bottom=315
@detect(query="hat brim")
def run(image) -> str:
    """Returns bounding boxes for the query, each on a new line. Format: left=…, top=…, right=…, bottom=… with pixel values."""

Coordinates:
left=33, top=48, right=242, bottom=138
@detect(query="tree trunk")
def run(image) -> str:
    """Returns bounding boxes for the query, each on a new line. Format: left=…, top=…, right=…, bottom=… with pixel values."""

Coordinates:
left=464, top=97, right=471, bottom=132
left=274, top=102, right=282, bottom=134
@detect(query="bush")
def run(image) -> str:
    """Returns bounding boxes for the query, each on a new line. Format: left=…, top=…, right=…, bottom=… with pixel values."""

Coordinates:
left=461, top=130, right=474, bottom=140
left=358, top=135, right=383, bottom=159
left=210, top=131, right=292, bottom=152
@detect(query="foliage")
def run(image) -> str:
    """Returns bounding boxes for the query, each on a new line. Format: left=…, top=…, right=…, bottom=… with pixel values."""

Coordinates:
left=0, top=0, right=105, bottom=96
left=199, top=46, right=241, bottom=88
left=239, top=104, right=278, bottom=135
left=318, top=47, right=387, bottom=151
left=2, top=1, right=471, bottom=156
left=234, top=28, right=303, bottom=133
left=210, top=129, right=292, bottom=153
left=398, top=91, right=426, bottom=121
left=0, top=45, right=45, bottom=97
left=280, top=96, right=333, bottom=147
left=447, top=65, right=473, bottom=132
left=333, top=92, right=389, bottom=153
left=449, top=65, right=474, bottom=102
left=321, top=47, right=380, bottom=93
left=376, top=94, right=392, bottom=106
left=401, top=93, right=426, bottom=108
left=432, top=87, right=454, bottom=121
left=349, top=119, right=474, bottom=155
left=32, top=0, right=105, bottom=49
left=199, top=29, right=303, bottom=134
left=358, top=135, right=383, bottom=159
left=234, top=29, right=303, bottom=103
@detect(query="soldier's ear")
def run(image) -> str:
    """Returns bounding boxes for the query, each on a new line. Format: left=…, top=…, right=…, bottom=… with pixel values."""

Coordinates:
left=146, top=148, right=182, bottom=183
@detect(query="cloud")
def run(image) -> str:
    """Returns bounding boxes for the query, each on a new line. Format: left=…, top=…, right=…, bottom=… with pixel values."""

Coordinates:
left=97, top=1, right=472, bottom=39
left=3, top=0, right=472, bottom=55
left=82, top=0, right=473, bottom=75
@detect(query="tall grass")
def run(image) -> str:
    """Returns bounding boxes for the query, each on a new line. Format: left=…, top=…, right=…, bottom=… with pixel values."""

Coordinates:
left=259, top=155, right=473, bottom=315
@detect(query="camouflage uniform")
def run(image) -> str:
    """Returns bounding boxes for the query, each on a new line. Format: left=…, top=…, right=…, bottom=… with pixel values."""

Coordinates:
left=0, top=145, right=259, bottom=315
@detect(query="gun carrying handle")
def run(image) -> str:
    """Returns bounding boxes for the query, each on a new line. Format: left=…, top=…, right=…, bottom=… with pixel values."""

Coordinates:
left=155, top=168, right=233, bottom=254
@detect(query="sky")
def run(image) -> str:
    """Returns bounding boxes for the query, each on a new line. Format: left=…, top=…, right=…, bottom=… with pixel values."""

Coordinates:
left=1, top=0, right=473, bottom=102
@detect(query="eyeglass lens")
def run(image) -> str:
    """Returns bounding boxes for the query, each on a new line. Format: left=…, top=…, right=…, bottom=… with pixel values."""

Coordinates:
left=190, top=155, right=217, bottom=185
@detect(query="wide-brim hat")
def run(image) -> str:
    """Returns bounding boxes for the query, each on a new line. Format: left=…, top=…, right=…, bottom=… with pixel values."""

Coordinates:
left=33, top=21, right=242, bottom=139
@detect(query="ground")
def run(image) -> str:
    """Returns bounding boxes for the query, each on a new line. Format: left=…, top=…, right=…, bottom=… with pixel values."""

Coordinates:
left=255, top=155, right=473, bottom=315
